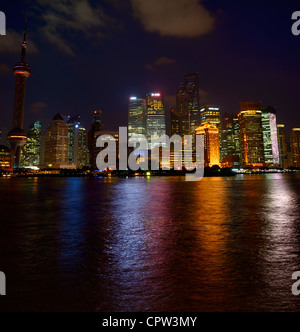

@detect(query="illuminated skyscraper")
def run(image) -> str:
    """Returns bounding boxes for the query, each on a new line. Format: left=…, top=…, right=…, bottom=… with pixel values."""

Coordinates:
left=261, top=106, right=280, bottom=166
left=146, top=93, right=166, bottom=145
left=200, top=105, right=222, bottom=158
left=171, top=88, right=191, bottom=137
left=175, top=74, right=200, bottom=137
left=67, top=115, right=89, bottom=168
left=67, top=115, right=81, bottom=164
left=277, top=124, right=288, bottom=169
left=23, top=121, right=41, bottom=167
left=170, top=108, right=190, bottom=137
left=7, top=13, right=31, bottom=170
left=0, top=146, right=10, bottom=170
left=200, top=105, right=221, bottom=129
left=43, top=114, right=70, bottom=169
left=221, top=113, right=241, bottom=166
left=173, top=87, right=191, bottom=136
left=291, top=128, right=300, bottom=168
left=196, top=124, right=220, bottom=167
left=184, top=74, right=200, bottom=136
left=238, top=102, right=265, bottom=167
left=74, top=126, right=89, bottom=169
left=92, top=110, right=102, bottom=129
left=128, top=97, right=147, bottom=138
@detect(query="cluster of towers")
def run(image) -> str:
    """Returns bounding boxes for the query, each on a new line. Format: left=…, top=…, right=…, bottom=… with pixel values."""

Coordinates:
left=2, top=17, right=300, bottom=172
left=128, top=74, right=300, bottom=169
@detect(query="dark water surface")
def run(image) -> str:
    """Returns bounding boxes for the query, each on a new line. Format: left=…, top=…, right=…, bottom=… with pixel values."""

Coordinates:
left=1, top=174, right=300, bottom=312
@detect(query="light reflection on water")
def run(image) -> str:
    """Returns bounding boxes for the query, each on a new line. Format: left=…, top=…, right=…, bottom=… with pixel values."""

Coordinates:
left=0, top=174, right=300, bottom=312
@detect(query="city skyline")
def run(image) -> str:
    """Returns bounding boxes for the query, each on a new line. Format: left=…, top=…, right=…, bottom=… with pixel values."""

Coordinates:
left=2, top=1, right=300, bottom=314
left=0, top=1, right=300, bottom=138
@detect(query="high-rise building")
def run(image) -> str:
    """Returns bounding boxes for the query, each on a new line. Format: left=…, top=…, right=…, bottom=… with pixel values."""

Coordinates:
left=291, top=128, right=300, bottom=168
left=92, top=110, right=103, bottom=130
left=74, top=126, right=89, bottom=169
left=221, top=113, right=241, bottom=166
left=277, top=124, right=288, bottom=169
left=196, top=123, right=220, bottom=167
left=7, top=14, right=31, bottom=170
left=238, top=102, right=265, bottom=167
left=200, top=105, right=221, bottom=129
left=67, top=115, right=81, bottom=165
left=184, top=74, right=200, bottom=136
left=128, top=97, right=147, bottom=139
left=261, top=106, right=280, bottom=166
left=67, top=115, right=89, bottom=169
left=23, top=121, right=41, bottom=167
left=200, top=105, right=222, bottom=159
left=170, top=108, right=190, bottom=137
left=146, top=93, right=166, bottom=146
left=43, top=114, right=70, bottom=169
left=39, top=131, right=47, bottom=167
left=173, top=87, right=191, bottom=137
left=88, top=110, right=103, bottom=169
left=170, top=108, right=180, bottom=137
left=0, top=145, right=10, bottom=170
left=175, top=74, right=200, bottom=137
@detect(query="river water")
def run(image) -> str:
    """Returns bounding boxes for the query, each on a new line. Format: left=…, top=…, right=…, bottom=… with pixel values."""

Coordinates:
left=0, top=174, right=300, bottom=312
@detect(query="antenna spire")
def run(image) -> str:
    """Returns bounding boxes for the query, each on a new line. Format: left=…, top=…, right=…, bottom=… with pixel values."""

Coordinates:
left=21, top=9, right=28, bottom=62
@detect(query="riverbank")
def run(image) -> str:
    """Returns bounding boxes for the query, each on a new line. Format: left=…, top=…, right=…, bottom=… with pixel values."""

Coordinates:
left=1, top=167, right=299, bottom=178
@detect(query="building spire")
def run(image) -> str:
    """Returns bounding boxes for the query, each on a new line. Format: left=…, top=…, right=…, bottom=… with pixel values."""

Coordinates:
left=21, top=9, right=28, bottom=62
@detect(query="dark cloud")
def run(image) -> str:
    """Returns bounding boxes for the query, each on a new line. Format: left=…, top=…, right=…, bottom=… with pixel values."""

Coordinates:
left=34, top=0, right=112, bottom=56
left=146, top=56, right=176, bottom=70
left=131, top=0, right=215, bottom=38
left=30, top=102, right=48, bottom=115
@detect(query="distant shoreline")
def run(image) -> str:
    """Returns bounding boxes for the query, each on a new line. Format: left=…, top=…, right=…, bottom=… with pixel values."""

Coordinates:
left=1, top=168, right=299, bottom=179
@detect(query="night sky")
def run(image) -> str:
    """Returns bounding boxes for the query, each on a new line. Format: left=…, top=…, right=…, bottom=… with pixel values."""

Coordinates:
left=0, top=0, right=300, bottom=143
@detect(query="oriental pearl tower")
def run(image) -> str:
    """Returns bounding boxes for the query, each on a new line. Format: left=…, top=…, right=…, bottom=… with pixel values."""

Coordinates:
left=7, top=12, right=31, bottom=170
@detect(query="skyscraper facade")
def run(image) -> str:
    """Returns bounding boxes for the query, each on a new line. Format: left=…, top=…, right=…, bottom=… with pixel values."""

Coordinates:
left=173, top=87, right=191, bottom=137
left=24, top=121, right=41, bottom=167
left=196, top=124, right=220, bottom=167
left=261, top=106, right=280, bottom=166
left=221, top=113, right=241, bottom=166
left=67, top=115, right=81, bottom=165
left=0, top=145, right=10, bottom=170
left=238, top=102, right=265, bottom=167
left=277, top=124, right=288, bottom=169
left=74, top=126, right=89, bottom=169
left=128, top=97, right=147, bottom=139
left=200, top=105, right=222, bottom=129
left=184, top=74, right=200, bottom=136
left=170, top=108, right=190, bottom=137
left=67, top=115, right=89, bottom=169
left=200, top=105, right=222, bottom=159
left=88, top=110, right=103, bottom=169
left=291, top=128, right=300, bottom=168
left=43, top=114, right=69, bottom=169
left=146, top=93, right=166, bottom=145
